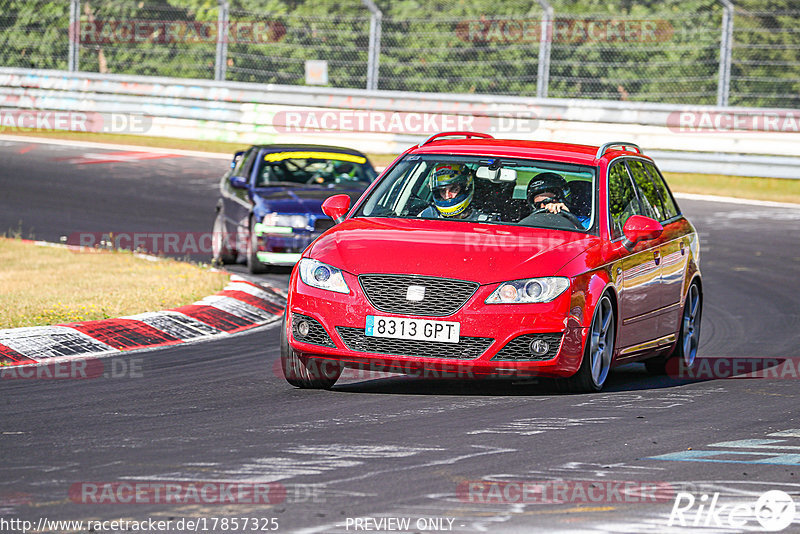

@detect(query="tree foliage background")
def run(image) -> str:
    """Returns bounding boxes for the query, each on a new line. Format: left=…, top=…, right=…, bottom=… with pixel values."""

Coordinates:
left=0, top=0, right=797, bottom=108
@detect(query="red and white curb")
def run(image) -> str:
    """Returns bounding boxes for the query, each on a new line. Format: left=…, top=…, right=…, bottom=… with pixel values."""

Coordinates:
left=0, top=275, right=285, bottom=366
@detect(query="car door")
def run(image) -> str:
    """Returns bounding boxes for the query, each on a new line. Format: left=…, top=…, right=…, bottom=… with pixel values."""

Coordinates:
left=608, top=160, right=663, bottom=351
left=224, top=147, right=259, bottom=246
left=638, top=160, right=691, bottom=338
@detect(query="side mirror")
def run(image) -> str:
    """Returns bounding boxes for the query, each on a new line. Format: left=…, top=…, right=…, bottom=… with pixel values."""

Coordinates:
left=229, top=175, right=248, bottom=189
left=322, top=194, right=351, bottom=224
left=622, top=215, right=663, bottom=250
left=231, top=150, right=245, bottom=169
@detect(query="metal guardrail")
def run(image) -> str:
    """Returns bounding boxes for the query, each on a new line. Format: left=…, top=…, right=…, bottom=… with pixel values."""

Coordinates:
left=1, top=68, right=799, bottom=179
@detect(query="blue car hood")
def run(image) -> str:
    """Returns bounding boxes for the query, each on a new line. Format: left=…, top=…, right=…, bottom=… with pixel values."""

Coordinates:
left=252, top=185, right=365, bottom=215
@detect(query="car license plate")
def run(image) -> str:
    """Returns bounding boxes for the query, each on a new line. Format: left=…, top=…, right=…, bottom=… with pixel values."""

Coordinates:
left=365, top=315, right=460, bottom=343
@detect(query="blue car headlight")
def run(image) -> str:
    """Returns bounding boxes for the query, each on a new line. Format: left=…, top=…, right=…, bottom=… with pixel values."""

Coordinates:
left=298, top=258, right=350, bottom=294
left=485, top=277, right=569, bottom=304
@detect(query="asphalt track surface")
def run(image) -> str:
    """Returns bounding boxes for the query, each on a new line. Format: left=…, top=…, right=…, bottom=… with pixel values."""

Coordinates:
left=2, top=139, right=800, bottom=533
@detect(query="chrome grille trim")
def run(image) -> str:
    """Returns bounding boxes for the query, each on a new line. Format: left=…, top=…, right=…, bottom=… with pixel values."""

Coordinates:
left=358, top=274, right=479, bottom=317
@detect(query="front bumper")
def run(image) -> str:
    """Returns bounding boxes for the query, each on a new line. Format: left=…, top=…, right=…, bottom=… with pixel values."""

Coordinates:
left=253, top=225, right=322, bottom=265
left=286, top=269, right=588, bottom=378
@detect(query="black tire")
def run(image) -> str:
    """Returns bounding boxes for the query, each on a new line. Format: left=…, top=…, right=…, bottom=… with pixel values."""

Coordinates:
left=645, top=281, right=702, bottom=375
left=246, top=217, right=269, bottom=274
left=558, top=294, right=615, bottom=393
left=280, top=314, right=341, bottom=389
left=211, top=209, right=236, bottom=266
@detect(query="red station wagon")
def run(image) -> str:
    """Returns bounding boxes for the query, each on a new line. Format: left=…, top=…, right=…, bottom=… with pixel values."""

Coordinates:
left=280, top=132, right=702, bottom=392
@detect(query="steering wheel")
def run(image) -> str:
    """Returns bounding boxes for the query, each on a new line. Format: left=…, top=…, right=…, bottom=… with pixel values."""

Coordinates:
left=529, top=207, right=584, bottom=229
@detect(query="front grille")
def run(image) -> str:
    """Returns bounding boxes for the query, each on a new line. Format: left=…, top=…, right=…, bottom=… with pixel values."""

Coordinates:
left=491, top=333, right=563, bottom=361
left=336, top=327, right=493, bottom=360
left=292, top=314, right=335, bottom=348
left=358, top=274, right=479, bottom=317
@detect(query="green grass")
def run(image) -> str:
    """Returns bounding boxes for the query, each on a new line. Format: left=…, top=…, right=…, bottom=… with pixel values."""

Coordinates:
left=4, top=130, right=798, bottom=203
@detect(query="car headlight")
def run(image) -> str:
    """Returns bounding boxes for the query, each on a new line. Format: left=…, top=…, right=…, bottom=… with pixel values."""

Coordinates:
left=298, top=258, right=350, bottom=294
left=485, top=277, right=569, bottom=304
left=262, top=213, right=309, bottom=229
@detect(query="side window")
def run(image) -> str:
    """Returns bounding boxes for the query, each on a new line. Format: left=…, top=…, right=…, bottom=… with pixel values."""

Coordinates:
left=642, top=162, right=680, bottom=220
left=608, top=161, right=639, bottom=240
left=627, top=160, right=665, bottom=221
left=234, top=149, right=257, bottom=181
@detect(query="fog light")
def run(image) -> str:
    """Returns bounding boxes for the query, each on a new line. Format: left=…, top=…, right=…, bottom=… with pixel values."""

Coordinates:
left=296, top=320, right=310, bottom=338
left=530, top=339, right=549, bottom=356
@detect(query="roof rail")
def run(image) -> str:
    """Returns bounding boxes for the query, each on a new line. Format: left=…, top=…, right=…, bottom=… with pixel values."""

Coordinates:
left=595, top=142, right=642, bottom=159
left=419, top=131, right=494, bottom=147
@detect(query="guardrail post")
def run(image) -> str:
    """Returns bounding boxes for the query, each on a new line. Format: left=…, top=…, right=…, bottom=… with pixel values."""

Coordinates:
left=68, top=0, right=80, bottom=72
left=215, top=0, right=229, bottom=81
left=361, top=0, right=382, bottom=91
left=717, top=0, right=734, bottom=106
left=536, top=0, right=553, bottom=99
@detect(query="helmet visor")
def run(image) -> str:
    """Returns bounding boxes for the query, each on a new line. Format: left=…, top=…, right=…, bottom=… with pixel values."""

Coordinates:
left=433, top=183, right=464, bottom=201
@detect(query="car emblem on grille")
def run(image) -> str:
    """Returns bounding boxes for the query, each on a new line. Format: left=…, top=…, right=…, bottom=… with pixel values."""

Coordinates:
left=406, top=285, right=426, bottom=301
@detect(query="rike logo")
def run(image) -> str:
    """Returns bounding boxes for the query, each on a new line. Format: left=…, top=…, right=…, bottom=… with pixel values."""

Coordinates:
left=668, top=490, right=796, bottom=531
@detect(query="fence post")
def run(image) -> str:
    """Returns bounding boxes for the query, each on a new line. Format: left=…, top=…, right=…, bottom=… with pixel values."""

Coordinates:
left=361, top=0, right=382, bottom=91
left=215, top=0, right=229, bottom=81
left=536, top=0, right=553, bottom=99
left=68, top=0, right=80, bottom=72
left=717, top=0, right=734, bottom=106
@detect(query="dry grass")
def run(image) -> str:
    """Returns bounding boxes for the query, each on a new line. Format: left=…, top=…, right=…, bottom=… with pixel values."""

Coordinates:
left=663, top=172, right=800, bottom=204
left=0, top=238, right=229, bottom=328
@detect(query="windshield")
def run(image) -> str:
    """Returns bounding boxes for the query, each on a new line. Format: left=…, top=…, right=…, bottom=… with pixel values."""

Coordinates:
left=255, top=151, right=376, bottom=186
left=355, top=155, right=597, bottom=232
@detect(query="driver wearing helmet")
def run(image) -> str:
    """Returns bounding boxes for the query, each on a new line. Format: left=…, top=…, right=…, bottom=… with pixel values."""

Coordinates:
left=521, top=172, right=590, bottom=228
left=419, top=163, right=492, bottom=221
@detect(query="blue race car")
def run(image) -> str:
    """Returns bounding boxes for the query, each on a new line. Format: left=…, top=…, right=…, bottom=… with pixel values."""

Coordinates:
left=212, top=144, right=377, bottom=273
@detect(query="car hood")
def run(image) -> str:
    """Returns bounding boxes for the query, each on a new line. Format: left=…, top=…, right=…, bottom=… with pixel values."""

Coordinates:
left=307, top=218, right=599, bottom=284
left=253, top=186, right=366, bottom=214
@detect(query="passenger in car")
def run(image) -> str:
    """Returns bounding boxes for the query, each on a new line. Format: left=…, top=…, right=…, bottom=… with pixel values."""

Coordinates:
left=520, top=172, right=591, bottom=229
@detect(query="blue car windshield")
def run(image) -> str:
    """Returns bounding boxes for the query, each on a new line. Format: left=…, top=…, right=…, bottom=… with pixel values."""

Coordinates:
left=255, top=151, right=375, bottom=186
left=355, top=155, right=598, bottom=233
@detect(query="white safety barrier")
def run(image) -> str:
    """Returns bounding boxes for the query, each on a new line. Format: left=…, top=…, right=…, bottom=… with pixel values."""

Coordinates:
left=1, top=67, right=799, bottom=178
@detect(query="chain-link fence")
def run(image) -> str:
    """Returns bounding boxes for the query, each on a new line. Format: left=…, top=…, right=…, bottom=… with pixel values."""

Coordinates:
left=1, top=0, right=799, bottom=108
